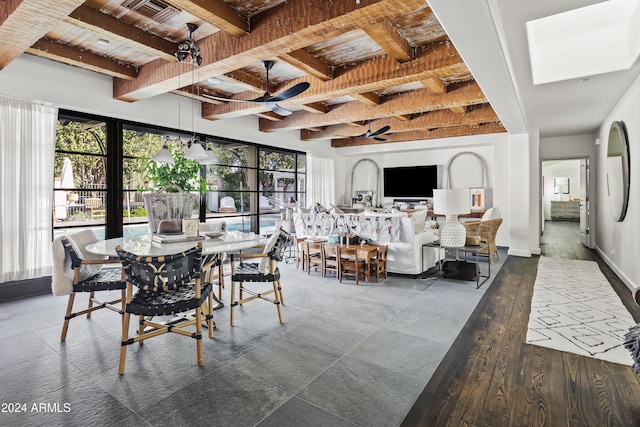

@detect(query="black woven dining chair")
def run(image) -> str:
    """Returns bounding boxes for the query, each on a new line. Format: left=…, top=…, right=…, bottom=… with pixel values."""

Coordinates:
left=58, top=235, right=126, bottom=342
left=115, top=242, right=214, bottom=375
left=229, top=228, right=291, bottom=326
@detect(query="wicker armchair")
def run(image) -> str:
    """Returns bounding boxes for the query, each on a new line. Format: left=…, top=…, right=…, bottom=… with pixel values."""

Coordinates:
left=461, top=218, right=503, bottom=264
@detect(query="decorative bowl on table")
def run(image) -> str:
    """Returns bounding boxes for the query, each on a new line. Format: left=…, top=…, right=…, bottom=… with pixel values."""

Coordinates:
left=205, top=232, right=225, bottom=239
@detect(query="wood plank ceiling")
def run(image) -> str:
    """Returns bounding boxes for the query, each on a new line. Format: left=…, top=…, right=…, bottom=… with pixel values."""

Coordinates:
left=0, top=0, right=505, bottom=147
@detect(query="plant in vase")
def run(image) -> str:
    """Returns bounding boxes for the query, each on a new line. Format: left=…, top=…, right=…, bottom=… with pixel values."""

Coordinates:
left=143, top=145, right=207, bottom=235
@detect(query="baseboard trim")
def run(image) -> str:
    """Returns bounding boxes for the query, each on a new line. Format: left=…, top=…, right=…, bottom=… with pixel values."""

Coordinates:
left=0, top=276, right=51, bottom=301
left=508, top=249, right=532, bottom=257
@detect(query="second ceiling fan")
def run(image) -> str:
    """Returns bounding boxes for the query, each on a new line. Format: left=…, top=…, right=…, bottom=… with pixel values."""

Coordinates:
left=203, top=60, right=309, bottom=116
left=338, top=121, right=390, bottom=141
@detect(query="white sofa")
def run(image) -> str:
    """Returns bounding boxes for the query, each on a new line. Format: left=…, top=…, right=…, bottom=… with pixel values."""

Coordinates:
left=293, top=210, right=441, bottom=275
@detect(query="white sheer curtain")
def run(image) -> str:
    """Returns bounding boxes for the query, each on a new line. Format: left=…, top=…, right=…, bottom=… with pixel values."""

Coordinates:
left=0, top=96, right=57, bottom=282
left=307, top=154, right=335, bottom=207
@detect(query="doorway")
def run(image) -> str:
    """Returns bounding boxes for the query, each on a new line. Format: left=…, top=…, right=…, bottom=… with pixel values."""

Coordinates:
left=540, top=158, right=590, bottom=251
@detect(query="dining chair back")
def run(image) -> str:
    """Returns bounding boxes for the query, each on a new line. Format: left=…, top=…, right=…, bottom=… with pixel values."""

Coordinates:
left=56, top=231, right=125, bottom=342
left=229, top=228, right=292, bottom=325
left=321, top=243, right=340, bottom=278
left=115, top=242, right=214, bottom=374
left=371, top=245, right=389, bottom=281
left=339, top=247, right=366, bottom=285
left=304, top=241, right=323, bottom=274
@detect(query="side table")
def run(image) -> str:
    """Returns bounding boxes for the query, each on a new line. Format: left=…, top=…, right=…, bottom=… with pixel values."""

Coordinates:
left=423, top=241, right=490, bottom=288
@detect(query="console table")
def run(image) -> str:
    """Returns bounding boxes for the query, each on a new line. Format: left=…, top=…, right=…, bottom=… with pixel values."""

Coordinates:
left=550, top=200, right=580, bottom=220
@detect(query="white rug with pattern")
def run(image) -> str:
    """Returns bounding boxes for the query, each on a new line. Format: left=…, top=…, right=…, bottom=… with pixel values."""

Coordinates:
left=526, top=256, right=635, bottom=365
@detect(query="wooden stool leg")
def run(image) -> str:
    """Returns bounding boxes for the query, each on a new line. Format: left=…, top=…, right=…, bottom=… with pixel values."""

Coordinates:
left=273, top=280, right=283, bottom=323
left=230, top=281, right=236, bottom=326
left=218, top=264, right=224, bottom=299
left=195, top=302, right=203, bottom=366
left=60, top=293, right=76, bottom=342
left=207, top=292, right=214, bottom=338
left=119, top=311, right=131, bottom=375
left=87, top=291, right=95, bottom=318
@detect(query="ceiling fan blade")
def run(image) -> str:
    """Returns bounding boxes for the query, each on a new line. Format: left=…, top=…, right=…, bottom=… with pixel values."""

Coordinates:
left=369, top=125, right=390, bottom=137
left=202, top=93, right=253, bottom=103
left=373, top=136, right=388, bottom=141
left=271, top=104, right=292, bottom=116
left=269, top=82, right=310, bottom=102
left=248, top=92, right=270, bottom=103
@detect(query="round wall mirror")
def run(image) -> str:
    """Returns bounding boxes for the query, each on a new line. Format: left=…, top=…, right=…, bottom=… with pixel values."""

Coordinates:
left=606, top=120, right=630, bottom=222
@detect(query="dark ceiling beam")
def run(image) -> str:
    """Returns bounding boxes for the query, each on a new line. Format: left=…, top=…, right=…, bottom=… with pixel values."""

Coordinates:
left=362, top=18, right=413, bottom=62
left=66, top=5, right=177, bottom=62
left=260, top=81, right=487, bottom=132
left=27, top=37, right=137, bottom=79
left=113, top=0, right=426, bottom=101
left=331, top=123, right=506, bottom=147
left=301, top=104, right=499, bottom=140
left=0, top=0, right=86, bottom=69
left=278, top=49, right=333, bottom=81
left=164, top=0, right=249, bottom=36
left=202, top=41, right=467, bottom=118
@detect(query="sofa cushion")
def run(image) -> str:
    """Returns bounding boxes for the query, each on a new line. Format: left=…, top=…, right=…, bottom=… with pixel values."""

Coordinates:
left=409, top=209, right=427, bottom=234
left=481, top=207, right=501, bottom=221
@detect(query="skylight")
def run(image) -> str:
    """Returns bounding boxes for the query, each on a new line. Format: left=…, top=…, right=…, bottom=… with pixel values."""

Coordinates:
left=526, top=0, right=640, bottom=85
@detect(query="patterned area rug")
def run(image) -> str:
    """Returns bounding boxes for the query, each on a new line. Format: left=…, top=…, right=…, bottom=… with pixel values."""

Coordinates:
left=526, top=256, right=635, bottom=365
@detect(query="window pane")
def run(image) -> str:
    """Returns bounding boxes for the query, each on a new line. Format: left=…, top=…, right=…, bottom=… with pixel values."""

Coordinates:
left=259, top=148, right=295, bottom=171
left=297, top=155, right=306, bottom=173
left=56, top=120, right=106, bottom=155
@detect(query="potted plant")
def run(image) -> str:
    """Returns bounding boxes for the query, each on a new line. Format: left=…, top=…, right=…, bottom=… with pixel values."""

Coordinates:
left=143, top=145, right=207, bottom=235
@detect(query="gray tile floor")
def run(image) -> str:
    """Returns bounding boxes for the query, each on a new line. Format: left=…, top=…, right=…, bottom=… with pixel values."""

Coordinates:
left=0, top=250, right=506, bottom=427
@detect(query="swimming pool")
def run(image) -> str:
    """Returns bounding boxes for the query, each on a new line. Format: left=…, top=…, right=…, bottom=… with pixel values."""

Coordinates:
left=54, top=218, right=277, bottom=241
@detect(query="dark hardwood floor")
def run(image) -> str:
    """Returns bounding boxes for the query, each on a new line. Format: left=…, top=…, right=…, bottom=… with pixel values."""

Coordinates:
left=402, top=220, right=640, bottom=427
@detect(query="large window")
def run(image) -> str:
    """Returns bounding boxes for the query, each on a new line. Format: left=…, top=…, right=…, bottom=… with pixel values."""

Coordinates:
left=53, top=111, right=306, bottom=238
left=54, top=117, right=108, bottom=238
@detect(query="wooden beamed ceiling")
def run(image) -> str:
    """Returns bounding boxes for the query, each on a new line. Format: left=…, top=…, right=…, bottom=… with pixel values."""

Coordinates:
left=0, top=0, right=505, bottom=147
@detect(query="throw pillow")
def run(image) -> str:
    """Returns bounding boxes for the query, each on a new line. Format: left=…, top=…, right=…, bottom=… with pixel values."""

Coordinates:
left=481, top=206, right=501, bottom=221
left=313, top=202, right=328, bottom=213
left=409, top=209, right=427, bottom=234
left=258, top=231, right=280, bottom=274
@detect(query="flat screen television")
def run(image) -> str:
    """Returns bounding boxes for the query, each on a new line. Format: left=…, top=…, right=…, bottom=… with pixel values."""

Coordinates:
left=383, top=165, right=437, bottom=198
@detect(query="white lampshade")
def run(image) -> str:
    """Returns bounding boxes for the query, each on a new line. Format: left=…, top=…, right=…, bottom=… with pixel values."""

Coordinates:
left=150, top=145, right=174, bottom=164
left=433, top=188, right=471, bottom=215
left=433, top=188, right=470, bottom=247
left=184, top=141, right=209, bottom=161
left=200, top=148, right=218, bottom=165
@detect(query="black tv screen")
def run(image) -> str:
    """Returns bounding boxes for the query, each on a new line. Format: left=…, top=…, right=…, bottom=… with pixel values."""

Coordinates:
left=383, top=165, right=437, bottom=198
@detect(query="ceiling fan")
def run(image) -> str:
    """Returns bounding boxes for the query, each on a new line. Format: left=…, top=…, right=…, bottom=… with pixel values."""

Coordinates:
left=340, top=122, right=390, bottom=141
left=203, top=60, right=310, bottom=116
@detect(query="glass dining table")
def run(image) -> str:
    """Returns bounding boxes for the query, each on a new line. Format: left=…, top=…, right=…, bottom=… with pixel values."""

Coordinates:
left=85, top=230, right=266, bottom=257
left=86, top=231, right=266, bottom=312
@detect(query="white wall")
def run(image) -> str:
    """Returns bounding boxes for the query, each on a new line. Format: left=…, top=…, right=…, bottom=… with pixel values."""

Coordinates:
left=335, top=133, right=513, bottom=248
left=596, top=74, right=640, bottom=291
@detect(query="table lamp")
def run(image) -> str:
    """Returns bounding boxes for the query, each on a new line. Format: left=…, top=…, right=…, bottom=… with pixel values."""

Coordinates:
left=433, top=188, right=470, bottom=247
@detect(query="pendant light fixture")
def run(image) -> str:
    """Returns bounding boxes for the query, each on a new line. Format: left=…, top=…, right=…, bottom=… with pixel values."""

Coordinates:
left=150, top=136, right=174, bottom=164
left=183, top=24, right=209, bottom=162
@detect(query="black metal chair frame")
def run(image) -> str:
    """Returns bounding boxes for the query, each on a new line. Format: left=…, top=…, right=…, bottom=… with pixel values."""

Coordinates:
left=229, top=228, right=291, bottom=326
left=115, top=242, right=214, bottom=374
left=60, top=237, right=125, bottom=342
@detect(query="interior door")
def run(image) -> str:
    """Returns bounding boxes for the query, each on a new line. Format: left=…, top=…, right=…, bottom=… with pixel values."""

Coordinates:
left=579, top=158, right=590, bottom=247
